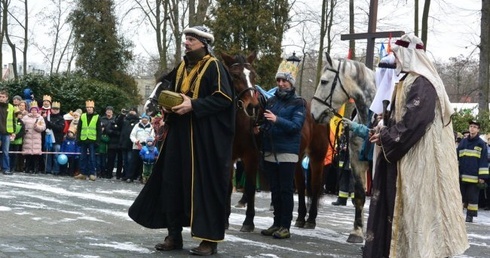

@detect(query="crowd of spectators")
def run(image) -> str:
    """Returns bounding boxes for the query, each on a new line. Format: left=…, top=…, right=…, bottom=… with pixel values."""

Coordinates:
left=0, top=89, right=165, bottom=184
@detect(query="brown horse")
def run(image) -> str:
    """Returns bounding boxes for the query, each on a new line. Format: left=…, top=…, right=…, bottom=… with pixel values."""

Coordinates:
left=293, top=103, right=330, bottom=230
left=221, top=52, right=263, bottom=232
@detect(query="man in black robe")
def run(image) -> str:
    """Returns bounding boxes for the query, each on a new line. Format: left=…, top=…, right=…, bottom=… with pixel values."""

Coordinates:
left=128, top=26, right=235, bottom=256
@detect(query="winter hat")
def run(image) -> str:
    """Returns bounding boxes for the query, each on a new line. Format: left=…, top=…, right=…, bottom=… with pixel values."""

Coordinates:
left=23, top=88, right=33, bottom=100
left=146, top=137, right=154, bottom=143
left=275, top=60, right=299, bottom=86
left=12, top=95, right=22, bottom=101
left=74, top=109, right=82, bottom=117
left=140, top=113, right=150, bottom=120
left=106, top=106, right=114, bottom=111
left=183, top=26, right=214, bottom=45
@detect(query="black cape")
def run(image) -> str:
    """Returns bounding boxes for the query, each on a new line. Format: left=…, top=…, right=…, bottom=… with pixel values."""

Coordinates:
left=128, top=57, right=235, bottom=241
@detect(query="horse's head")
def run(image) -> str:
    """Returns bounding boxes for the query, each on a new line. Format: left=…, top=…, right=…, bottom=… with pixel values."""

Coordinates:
left=221, top=52, right=260, bottom=116
left=311, top=52, right=376, bottom=125
left=144, top=72, right=174, bottom=117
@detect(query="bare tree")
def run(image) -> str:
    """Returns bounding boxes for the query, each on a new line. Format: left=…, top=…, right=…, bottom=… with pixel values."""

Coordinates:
left=478, top=0, right=490, bottom=113
left=421, top=0, right=430, bottom=48
left=2, top=0, right=18, bottom=79
left=32, top=0, right=74, bottom=74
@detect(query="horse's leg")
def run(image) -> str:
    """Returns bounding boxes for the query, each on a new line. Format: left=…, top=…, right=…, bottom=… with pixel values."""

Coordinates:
left=293, top=163, right=306, bottom=228
left=303, top=125, right=328, bottom=229
left=304, top=157, right=325, bottom=229
left=347, top=161, right=368, bottom=243
left=239, top=153, right=257, bottom=232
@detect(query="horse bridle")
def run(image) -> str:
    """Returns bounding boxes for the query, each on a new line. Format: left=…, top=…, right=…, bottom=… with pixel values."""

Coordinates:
left=230, top=62, right=261, bottom=118
left=312, top=59, right=351, bottom=122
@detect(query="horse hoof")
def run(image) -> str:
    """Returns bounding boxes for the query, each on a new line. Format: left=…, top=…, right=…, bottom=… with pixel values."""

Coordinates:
left=294, top=220, right=305, bottom=228
left=234, top=202, right=246, bottom=208
left=304, top=221, right=316, bottom=229
left=240, top=224, right=254, bottom=232
left=347, top=234, right=364, bottom=243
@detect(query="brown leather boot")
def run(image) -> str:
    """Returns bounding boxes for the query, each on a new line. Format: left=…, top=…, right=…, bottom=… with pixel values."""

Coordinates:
left=155, top=236, right=183, bottom=251
left=189, top=240, right=217, bottom=256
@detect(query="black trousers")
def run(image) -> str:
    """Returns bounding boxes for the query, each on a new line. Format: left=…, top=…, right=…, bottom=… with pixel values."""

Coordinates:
left=461, top=182, right=480, bottom=217
left=263, top=160, right=295, bottom=229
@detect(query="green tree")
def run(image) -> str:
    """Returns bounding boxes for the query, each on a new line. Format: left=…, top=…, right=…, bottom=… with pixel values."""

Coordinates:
left=69, top=0, right=138, bottom=97
left=208, top=0, right=290, bottom=88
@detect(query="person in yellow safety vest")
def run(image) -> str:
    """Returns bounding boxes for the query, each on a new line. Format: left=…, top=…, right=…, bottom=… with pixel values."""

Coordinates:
left=0, top=90, right=17, bottom=175
left=74, top=100, right=101, bottom=181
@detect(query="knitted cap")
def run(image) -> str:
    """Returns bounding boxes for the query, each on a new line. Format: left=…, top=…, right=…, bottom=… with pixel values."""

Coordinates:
left=275, top=60, right=299, bottom=86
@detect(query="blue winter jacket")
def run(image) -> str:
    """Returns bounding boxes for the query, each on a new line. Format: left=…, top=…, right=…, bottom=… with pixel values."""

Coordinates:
left=261, top=88, right=306, bottom=155
left=457, top=134, right=489, bottom=183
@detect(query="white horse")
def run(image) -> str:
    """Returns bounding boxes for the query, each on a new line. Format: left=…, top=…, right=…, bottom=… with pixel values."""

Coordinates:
left=311, top=53, right=376, bottom=243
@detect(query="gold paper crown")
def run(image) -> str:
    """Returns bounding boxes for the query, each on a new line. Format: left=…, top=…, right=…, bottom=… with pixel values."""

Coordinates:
left=52, top=101, right=61, bottom=109
left=43, top=95, right=52, bottom=102
left=30, top=100, right=39, bottom=110
left=85, top=100, right=95, bottom=107
left=275, top=60, right=299, bottom=85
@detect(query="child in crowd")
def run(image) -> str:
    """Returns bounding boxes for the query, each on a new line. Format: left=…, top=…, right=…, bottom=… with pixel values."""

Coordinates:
left=139, top=137, right=159, bottom=184
left=60, top=131, right=81, bottom=176
left=9, top=110, right=25, bottom=172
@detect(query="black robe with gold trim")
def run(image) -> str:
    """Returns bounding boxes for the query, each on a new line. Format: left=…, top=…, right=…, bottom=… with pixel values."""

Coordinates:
left=128, top=55, right=235, bottom=242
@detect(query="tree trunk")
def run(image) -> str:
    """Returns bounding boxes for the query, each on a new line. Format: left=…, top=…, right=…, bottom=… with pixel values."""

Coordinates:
left=23, top=0, right=28, bottom=76
left=349, top=0, right=355, bottom=60
left=479, top=0, right=490, bottom=113
left=316, top=0, right=328, bottom=85
left=414, top=0, right=419, bottom=36
left=3, top=0, right=18, bottom=79
left=421, top=0, right=430, bottom=49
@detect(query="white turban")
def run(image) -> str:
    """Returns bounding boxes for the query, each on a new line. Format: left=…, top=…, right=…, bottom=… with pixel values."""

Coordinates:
left=392, top=34, right=453, bottom=125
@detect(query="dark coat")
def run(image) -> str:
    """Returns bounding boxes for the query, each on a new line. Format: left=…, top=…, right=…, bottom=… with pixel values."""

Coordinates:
left=119, top=113, right=140, bottom=150
left=45, top=112, right=65, bottom=144
left=129, top=55, right=235, bottom=241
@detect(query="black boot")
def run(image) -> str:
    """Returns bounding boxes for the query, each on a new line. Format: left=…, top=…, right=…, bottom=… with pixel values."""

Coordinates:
left=465, top=215, right=473, bottom=223
left=155, top=235, right=183, bottom=251
left=331, top=197, right=347, bottom=206
left=189, top=241, right=217, bottom=256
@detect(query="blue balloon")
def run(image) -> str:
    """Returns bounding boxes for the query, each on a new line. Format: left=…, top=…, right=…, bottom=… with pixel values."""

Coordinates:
left=57, top=154, right=68, bottom=165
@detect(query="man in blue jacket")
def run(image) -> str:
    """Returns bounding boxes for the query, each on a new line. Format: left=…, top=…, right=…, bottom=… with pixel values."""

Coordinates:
left=457, top=120, right=489, bottom=222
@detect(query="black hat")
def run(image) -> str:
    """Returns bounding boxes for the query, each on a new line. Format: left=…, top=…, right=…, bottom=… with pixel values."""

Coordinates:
left=106, top=106, right=114, bottom=111
left=468, top=120, right=480, bottom=127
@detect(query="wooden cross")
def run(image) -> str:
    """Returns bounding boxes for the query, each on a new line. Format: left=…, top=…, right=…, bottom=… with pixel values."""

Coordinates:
left=340, top=0, right=404, bottom=69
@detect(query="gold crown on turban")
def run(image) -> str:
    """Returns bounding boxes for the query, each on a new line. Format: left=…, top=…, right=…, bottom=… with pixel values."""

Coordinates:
left=52, top=101, right=61, bottom=109
left=43, top=95, right=52, bottom=102
left=85, top=100, right=95, bottom=108
left=30, top=100, right=39, bottom=110
left=275, top=60, right=299, bottom=86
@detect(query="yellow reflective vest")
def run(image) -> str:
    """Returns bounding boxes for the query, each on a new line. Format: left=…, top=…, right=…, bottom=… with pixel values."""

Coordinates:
left=79, top=113, right=99, bottom=141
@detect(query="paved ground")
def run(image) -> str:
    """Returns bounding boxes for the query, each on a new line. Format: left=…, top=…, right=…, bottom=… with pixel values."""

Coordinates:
left=1, top=172, right=489, bottom=258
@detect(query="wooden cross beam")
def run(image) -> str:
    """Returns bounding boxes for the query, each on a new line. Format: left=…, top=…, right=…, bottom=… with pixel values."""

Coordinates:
left=340, top=0, right=404, bottom=69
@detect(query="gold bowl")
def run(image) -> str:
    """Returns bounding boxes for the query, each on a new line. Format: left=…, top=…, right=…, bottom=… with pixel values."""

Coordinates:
left=158, top=90, right=183, bottom=110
